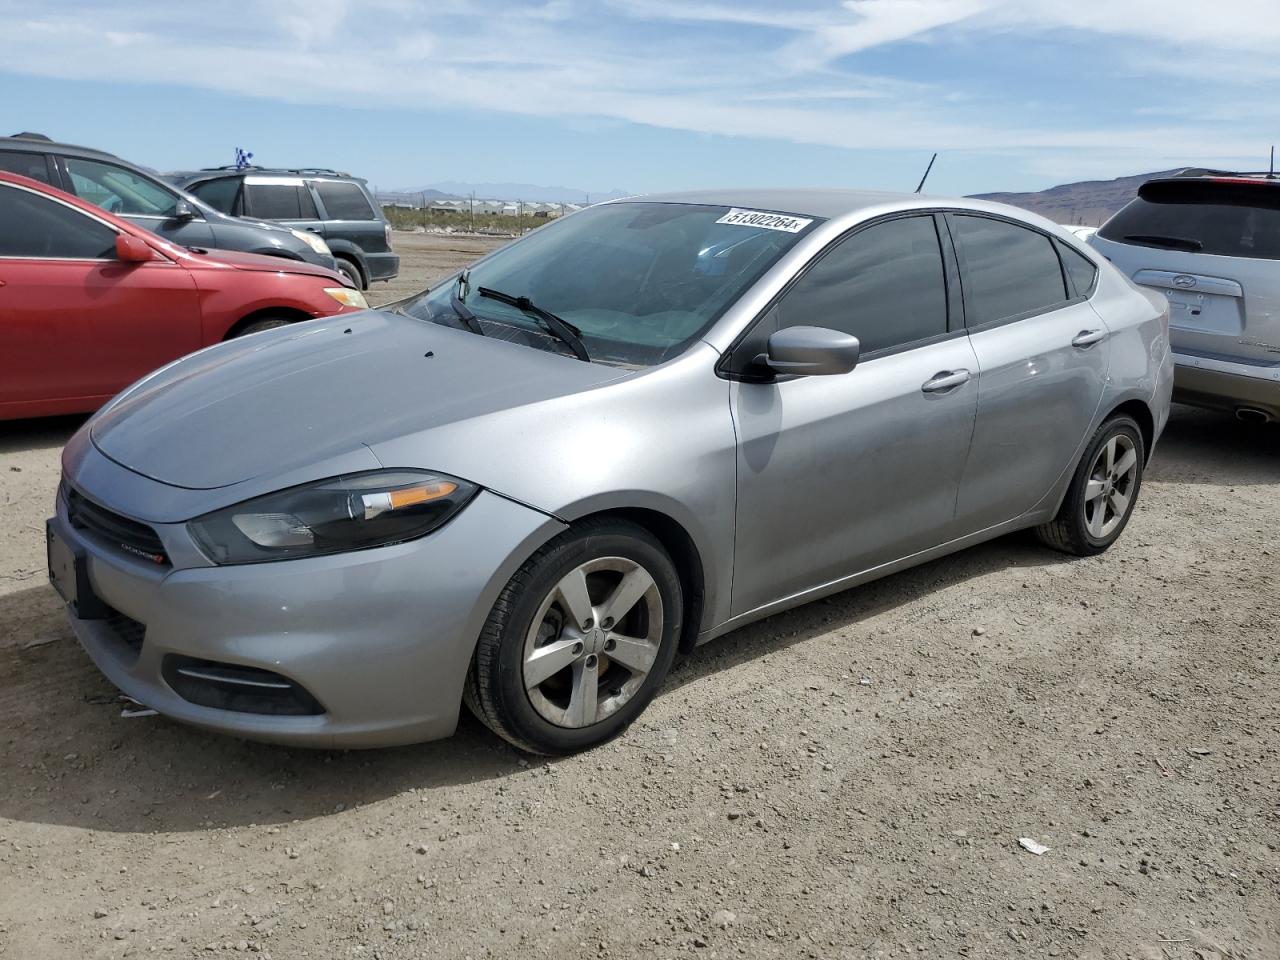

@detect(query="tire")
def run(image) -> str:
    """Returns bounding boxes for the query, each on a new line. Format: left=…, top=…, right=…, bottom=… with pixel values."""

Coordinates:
left=464, top=518, right=683, bottom=755
left=232, top=314, right=293, bottom=338
left=336, top=258, right=365, bottom=290
left=1036, top=414, right=1145, bottom=556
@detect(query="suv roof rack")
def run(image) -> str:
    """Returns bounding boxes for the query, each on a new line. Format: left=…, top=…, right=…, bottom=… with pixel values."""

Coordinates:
left=197, top=165, right=352, bottom=178
left=10, top=131, right=53, bottom=141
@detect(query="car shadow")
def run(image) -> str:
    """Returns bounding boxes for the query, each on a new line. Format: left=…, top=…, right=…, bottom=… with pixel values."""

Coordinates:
left=1146, top=404, right=1279, bottom=487
left=0, top=532, right=1067, bottom=836
left=0, top=414, right=85, bottom=455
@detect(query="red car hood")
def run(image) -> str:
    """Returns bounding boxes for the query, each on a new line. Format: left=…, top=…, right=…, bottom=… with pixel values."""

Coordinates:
left=183, top=247, right=344, bottom=283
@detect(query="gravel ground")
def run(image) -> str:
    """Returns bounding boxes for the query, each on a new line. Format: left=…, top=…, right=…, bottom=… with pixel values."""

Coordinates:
left=0, top=233, right=1276, bottom=960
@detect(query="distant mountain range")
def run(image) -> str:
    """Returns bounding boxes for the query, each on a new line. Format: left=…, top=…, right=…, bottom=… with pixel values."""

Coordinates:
left=972, top=169, right=1185, bottom=226
left=384, top=182, right=632, bottom=204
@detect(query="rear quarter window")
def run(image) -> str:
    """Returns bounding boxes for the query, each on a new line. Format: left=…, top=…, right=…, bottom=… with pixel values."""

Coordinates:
left=1099, top=181, right=1280, bottom=260
left=313, top=180, right=376, bottom=220
left=1057, top=240, right=1098, bottom=297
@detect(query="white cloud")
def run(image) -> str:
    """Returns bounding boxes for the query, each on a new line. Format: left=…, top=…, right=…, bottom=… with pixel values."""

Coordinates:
left=2, top=0, right=1277, bottom=177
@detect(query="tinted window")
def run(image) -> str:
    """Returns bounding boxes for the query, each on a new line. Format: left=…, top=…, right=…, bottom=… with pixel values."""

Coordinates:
left=190, top=177, right=240, bottom=214
left=951, top=216, right=1067, bottom=325
left=64, top=157, right=177, bottom=217
left=0, top=150, right=51, bottom=183
left=1058, top=241, right=1098, bottom=297
left=775, top=215, right=948, bottom=354
left=0, top=184, right=117, bottom=258
left=1098, top=181, right=1280, bottom=260
left=245, top=182, right=313, bottom=220
left=313, top=180, right=375, bottom=220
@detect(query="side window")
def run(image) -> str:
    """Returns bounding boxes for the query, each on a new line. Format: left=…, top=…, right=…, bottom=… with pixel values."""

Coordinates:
left=774, top=215, right=948, bottom=355
left=0, top=184, right=117, bottom=259
left=313, top=180, right=375, bottom=220
left=951, top=215, right=1068, bottom=326
left=0, top=151, right=52, bottom=183
left=1057, top=240, right=1098, bottom=297
left=244, top=182, right=314, bottom=220
left=63, top=157, right=177, bottom=217
left=189, top=177, right=241, bottom=214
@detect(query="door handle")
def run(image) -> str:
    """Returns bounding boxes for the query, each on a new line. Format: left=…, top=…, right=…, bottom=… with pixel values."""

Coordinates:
left=921, top=369, right=971, bottom=393
left=1072, top=329, right=1106, bottom=348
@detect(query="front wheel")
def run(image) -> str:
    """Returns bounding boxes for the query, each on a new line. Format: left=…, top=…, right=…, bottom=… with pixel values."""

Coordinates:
left=335, top=258, right=365, bottom=290
left=1036, top=414, right=1145, bottom=556
left=464, top=518, right=683, bottom=755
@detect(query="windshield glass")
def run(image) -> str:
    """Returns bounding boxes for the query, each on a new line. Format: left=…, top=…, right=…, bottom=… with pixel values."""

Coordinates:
left=401, top=202, right=821, bottom=366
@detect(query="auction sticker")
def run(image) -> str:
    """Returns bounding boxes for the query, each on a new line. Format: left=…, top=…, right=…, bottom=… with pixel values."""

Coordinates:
left=716, top=208, right=813, bottom=233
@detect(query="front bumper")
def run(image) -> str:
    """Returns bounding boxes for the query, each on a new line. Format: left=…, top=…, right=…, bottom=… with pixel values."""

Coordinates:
left=50, top=484, right=563, bottom=748
left=1173, top=351, right=1280, bottom=419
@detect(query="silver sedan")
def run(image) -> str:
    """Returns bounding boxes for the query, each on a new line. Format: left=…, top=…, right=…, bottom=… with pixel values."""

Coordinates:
left=48, top=190, right=1173, bottom=753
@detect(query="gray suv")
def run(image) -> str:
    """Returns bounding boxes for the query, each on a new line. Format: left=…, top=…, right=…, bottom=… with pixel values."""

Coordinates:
left=170, top=167, right=398, bottom=290
left=0, top=134, right=336, bottom=270
left=1089, top=171, right=1280, bottom=423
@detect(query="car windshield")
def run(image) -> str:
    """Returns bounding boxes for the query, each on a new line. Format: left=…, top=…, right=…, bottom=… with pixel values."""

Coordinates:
left=400, top=201, right=821, bottom=366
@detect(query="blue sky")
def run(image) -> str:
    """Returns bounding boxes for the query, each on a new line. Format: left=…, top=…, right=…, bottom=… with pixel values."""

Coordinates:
left=3, top=0, right=1278, bottom=197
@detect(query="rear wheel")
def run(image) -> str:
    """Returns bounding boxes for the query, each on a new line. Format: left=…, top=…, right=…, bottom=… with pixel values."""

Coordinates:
left=232, top=314, right=293, bottom=338
left=336, top=258, right=365, bottom=290
left=464, top=519, right=682, bottom=755
left=1036, top=414, right=1145, bottom=556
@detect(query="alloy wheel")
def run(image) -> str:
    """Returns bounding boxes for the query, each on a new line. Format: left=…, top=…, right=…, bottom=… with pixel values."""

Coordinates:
left=522, top=557, right=663, bottom=729
left=1083, top=433, right=1139, bottom=539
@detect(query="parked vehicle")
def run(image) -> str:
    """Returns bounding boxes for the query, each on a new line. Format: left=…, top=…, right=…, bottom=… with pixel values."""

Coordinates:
left=49, top=190, right=1172, bottom=754
left=0, top=172, right=366, bottom=420
left=0, top=134, right=337, bottom=271
left=169, top=167, right=398, bottom=289
left=1089, top=171, right=1280, bottom=422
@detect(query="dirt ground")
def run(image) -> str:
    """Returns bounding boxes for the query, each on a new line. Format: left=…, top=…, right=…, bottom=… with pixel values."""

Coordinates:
left=1, top=233, right=1277, bottom=960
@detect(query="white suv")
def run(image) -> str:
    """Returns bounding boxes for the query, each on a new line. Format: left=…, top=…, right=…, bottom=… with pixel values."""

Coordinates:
left=1089, top=171, right=1280, bottom=423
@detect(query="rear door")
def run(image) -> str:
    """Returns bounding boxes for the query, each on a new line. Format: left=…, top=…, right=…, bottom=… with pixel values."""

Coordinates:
left=240, top=175, right=323, bottom=238
left=949, top=213, right=1109, bottom=533
left=58, top=155, right=215, bottom=249
left=1091, top=179, right=1280, bottom=364
left=0, top=182, right=202, bottom=416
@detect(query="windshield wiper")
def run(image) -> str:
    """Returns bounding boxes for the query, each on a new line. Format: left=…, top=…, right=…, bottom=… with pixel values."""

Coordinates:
left=477, top=286, right=591, bottom=362
left=1122, top=233, right=1204, bottom=252
left=450, top=271, right=486, bottom=337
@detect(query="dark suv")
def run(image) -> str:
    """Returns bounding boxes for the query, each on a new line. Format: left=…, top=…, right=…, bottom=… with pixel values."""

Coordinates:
left=0, top=134, right=336, bottom=270
left=170, top=167, right=398, bottom=289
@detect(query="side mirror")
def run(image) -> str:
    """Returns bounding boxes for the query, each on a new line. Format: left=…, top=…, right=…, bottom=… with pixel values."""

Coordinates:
left=172, top=199, right=197, bottom=220
left=114, top=233, right=153, bottom=263
left=757, top=326, right=861, bottom=377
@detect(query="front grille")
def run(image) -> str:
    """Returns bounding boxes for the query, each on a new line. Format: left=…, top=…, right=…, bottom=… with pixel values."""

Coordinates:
left=65, top=485, right=169, bottom=567
left=162, top=655, right=325, bottom=716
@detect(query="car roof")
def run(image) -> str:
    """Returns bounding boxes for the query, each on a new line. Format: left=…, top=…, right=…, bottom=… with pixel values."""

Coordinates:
left=619, top=187, right=1062, bottom=228
left=0, top=134, right=121, bottom=161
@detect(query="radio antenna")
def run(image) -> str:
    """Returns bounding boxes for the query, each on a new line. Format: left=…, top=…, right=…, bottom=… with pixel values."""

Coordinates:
left=915, top=153, right=938, bottom=194
left=1269, top=145, right=1276, bottom=180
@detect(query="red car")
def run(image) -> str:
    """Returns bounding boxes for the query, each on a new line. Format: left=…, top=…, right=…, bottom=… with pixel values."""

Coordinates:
left=0, top=172, right=367, bottom=420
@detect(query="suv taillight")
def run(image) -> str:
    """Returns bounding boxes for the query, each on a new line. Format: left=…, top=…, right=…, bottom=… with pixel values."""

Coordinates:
left=384, top=223, right=393, bottom=250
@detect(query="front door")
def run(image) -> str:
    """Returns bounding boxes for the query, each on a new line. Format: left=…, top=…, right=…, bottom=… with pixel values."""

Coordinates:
left=946, top=213, right=1110, bottom=531
left=0, top=183, right=202, bottom=417
left=728, top=214, right=978, bottom=617
left=59, top=155, right=215, bottom=249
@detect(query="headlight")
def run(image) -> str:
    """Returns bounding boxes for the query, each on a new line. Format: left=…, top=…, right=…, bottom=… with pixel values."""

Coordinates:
left=324, top=287, right=368, bottom=309
left=188, top=470, right=477, bottom=564
left=289, top=228, right=332, bottom=256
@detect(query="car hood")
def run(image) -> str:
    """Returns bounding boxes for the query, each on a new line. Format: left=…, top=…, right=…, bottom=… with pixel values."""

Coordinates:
left=182, top=247, right=341, bottom=280
left=89, top=310, right=629, bottom=490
